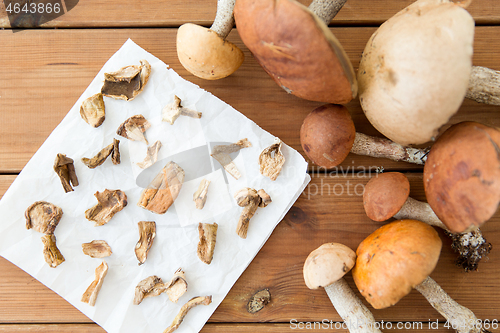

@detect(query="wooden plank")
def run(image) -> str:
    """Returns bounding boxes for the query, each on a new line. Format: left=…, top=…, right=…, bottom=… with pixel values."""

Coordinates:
left=0, top=0, right=498, bottom=28
left=1, top=28, right=499, bottom=173
left=0, top=174, right=498, bottom=324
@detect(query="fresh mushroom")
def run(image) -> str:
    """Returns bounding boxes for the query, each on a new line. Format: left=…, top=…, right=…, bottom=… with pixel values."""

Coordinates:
left=234, top=0, right=356, bottom=103
left=353, top=220, right=488, bottom=333
left=466, top=66, right=500, bottom=105
left=234, top=188, right=271, bottom=239
left=363, top=172, right=491, bottom=271
left=303, top=243, right=381, bottom=333
left=176, top=0, right=244, bottom=80
left=300, top=104, right=428, bottom=168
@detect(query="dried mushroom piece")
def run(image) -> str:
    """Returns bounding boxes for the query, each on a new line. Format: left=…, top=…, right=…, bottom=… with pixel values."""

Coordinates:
left=193, top=179, right=210, bottom=210
left=166, top=268, right=188, bottom=303
left=82, top=240, right=112, bottom=258
left=82, top=139, right=120, bottom=169
left=162, top=95, right=202, bottom=125
left=80, top=93, right=105, bottom=128
left=25, top=201, right=63, bottom=234
left=138, top=161, right=185, bottom=214
left=247, top=288, right=271, bottom=314
left=116, top=114, right=151, bottom=144
left=259, top=138, right=285, bottom=181
left=85, top=189, right=127, bottom=226
left=235, top=188, right=271, bottom=239
left=135, top=221, right=156, bottom=265
left=133, top=268, right=188, bottom=305
left=54, top=153, right=79, bottom=193
left=81, top=261, right=108, bottom=306
left=101, top=60, right=151, bottom=101
left=111, top=138, right=121, bottom=164
left=197, top=222, right=218, bottom=265
left=211, top=138, right=252, bottom=180
left=41, top=234, right=65, bottom=268
left=137, top=140, right=162, bottom=169
left=163, top=296, right=212, bottom=333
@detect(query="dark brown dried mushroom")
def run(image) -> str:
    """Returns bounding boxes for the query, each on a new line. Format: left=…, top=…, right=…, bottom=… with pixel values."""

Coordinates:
left=133, top=268, right=188, bottom=305
left=116, top=114, right=151, bottom=144
left=101, top=60, right=151, bottom=101
left=85, top=189, right=127, bottom=226
left=135, top=221, right=156, bottom=265
left=137, top=140, right=162, bottom=169
left=81, top=261, right=109, bottom=306
left=82, top=139, right=120, bottom=169
left=235, top=188, right=271, bottom=239
left=82, top=240, right=112, bottom=258
left=54, top=153, right=79, bottom=193
left=80, top=93, right=105, bottom=128
left=41, top=234, right=65, bottom=268
left=162, top=95, right=202, bottom=125
left=193, top=179, right=210, bottom=210
left=211, top=138, right=252, bottom=179
left=25, top=201, right=63, bottom=234
left=163, top=296, right=212, bottom=333
left=138, top=161, right=185, bottom=214
left=259, top=138, right=285, bottom=181
left=247, top=288, right=271, bottom=314
left=197, top=222, right=217, bottom=265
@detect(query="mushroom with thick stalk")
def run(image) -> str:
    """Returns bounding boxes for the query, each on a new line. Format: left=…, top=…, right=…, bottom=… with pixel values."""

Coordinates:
left=234, top=188, right=271, bottom=239
left=300, top=104, right=428, bottom=168
left=363, top=172, right=491, bottom=271
left=353, top=220, right=489, bottom=333
left=176, top=0, right=244, bottom=80
left=133, top=268, right=188, bottom=305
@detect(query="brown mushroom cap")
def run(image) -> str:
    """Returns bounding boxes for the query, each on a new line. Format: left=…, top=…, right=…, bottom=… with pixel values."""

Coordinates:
left=176, top=23, right=244, bottom=80
left=424, top=121, right=500, bottom=233
left=352, top=220, right=442, bottom=309
left=300, top=104, right=356, bottom=168
left=234, top=0, right=356, bottom=103
left=363, top=172, right=410, bottom=221
left=303, top=243, right=356, bottom=290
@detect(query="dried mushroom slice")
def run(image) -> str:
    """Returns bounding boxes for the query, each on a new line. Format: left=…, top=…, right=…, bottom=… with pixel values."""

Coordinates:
left=137, top=140, right=162, bottom=169
left=25, top=201, right=63, bottom=234
left=135, top=221, right=156, bottom=265
left=85, top=189, right=127, bottom=226
left=259, top=138, right=285, bottom=181
left=235, top=188, right=271, bottom=239
left=193, top=179, right=210, bottom=210
left=162, top=95, right=202, bottom=125
left=116, top=114, right=151, bottom=144
left=133, top=268, right=188, bottom=305
left=166, top=268, right=188, bottom=303
left=82, top=139, right=120, bottom=168
left=54, top=153, right=79, bottom=193
left=163, top=296, right=212, bottom=333
left=41, top=234, right=65, bottom=268
left=111, top=138, right=121, bottom=164
left=247, top=289, right=271, bottom=314
left=211, top=138, right=252, bottom=179
left=197, top=222, right=218, bottom=265
left=138, top=161, right=185, bottom=214
left=82, top=240, right=112, bottom=258
left=81, top=261, right=108, bottom=306
left=101, top=60, right=151, bottom=101
left=80, top=93, right=105, bottom=128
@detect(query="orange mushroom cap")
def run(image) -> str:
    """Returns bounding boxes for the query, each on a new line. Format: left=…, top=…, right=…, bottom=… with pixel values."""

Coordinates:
left=363, top=172, right=410, bottom=221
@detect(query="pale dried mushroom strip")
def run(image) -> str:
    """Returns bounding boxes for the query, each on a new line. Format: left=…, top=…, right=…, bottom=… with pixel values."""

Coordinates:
left=85, top=189, right=127, bottom=226
left=162, top=95, right=202, bottom=125
left=101, top=59, right=151, bottom=101
left=80, top=93, right=105, bottom=128
left=211, top=138, right=252, bottom=179
left=133, top=268, right=188, bottom=305
left=197, top=222, right=218, bottom=265
left=116, top=114, right=151, bottom=144
left=54, top=153, right=79, bottom=193
left=259, top=138, right=285, bottom=181
left=193, top=179, right=210, bottom=210
left=81, top=261, right=108, bottom=306
left=82, top=240, right=112, bottom=258
left=25, top=201, right=63, bottom=234
left=166, top=268, right=188, bottom=303
left=82, top=139, right=120, bottom=169
left=235, top=188, right=271, bottom=239
left=137, top=140, right=162, bottom=169
left=42, top=234, right=65, bottom=268
left=163, top=296, right=212, bottom=333
left=135, top=221, right=156, bottom=265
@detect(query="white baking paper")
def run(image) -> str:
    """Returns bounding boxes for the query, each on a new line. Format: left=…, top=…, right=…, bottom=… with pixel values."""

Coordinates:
left=0, top=39, right=310, bottom=333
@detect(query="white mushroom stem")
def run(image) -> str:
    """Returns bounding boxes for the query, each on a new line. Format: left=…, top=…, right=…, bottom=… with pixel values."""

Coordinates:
left=324, top=278, right=382, bottom=333
left=308, top=0, right=348, bottom=25
left=211, top=0, right=236, bottom=38
left=466, top=66, right=500, bottom=106
left=415, top=276, right=486, bottom=333
left=393, top=197, right=444, bottom=228
left=350, top=132, right=428, bottom=165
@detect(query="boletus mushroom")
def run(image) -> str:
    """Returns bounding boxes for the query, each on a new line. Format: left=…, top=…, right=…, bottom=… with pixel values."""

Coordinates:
left=177, top=0, right=244, bottom=80
left=80, top=93, right=105, bottom=128
left=134, top=268, right=188, bottom=305
left=81, top=261, right=108, bottom=306
left=197, top=222, right=218, bottom=264
left=235, top=188, right=271, bottom=239
left=300, top=104, right=428, bottom=168
left=303, top=243, right=381, bottom=333
left=116, top=114, right=151, bottom=144
left=85, top=189, right=128, bottom=226
left=259, top=138, right=285, bottom=181
left=353, top=220, right=488, bottom=333
left=234, top=0, right=356, bottom=103
left=25, top=201, right=63, bottom=235
left=211, top=138, right=252, bottom=180
left=135, top=221, right=156, bottom=265
left=101, top=60, right=151, bottom=101
left=363, top=172, right=491, bottom=271
left=53, top=153, right=79, bottom=193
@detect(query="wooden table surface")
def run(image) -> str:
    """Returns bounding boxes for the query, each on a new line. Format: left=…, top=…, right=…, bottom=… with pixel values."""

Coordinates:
left=1, top=1, right=499, bottom=332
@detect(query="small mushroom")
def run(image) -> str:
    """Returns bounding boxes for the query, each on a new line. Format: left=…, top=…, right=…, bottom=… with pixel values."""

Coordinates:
left=82, top=139, right=120, bottom=169
left=41, top=234, right=65, bottom=268
left=133, top=268, right=188, bottom=305
left=197, top=222, right=218, bottom=264
left=259, top=138, right=285, bottom=181
left=81, top=261, right=108, bottom=306
left=116, top=114, right=151, bottom=144
left=234, top=188, right=271, bottom=239
left=300, top=104, right=428, bottom=168
left=162, top=96, right=202, bottom=125
left=137, top=140, right=162, bottom=169
left=193, top=179, right=210, bottom=210
left=25, top=201, right=63, bottom=234
left=82, top=240, right=112, bottom=258
left=80, top=93, right=105, bottom=128
left=211, top=138, right=252, bottom=180
left=138, top=161, right=185, bottom=214
left=303, top=243, right=381, bottom=333
left=101, top=60, right=151, bottom=101
left=135, top=221, right=156, bottom=265
left=163, top=296, right=212, bottom=333
left=53, top=153, right=79, bottom=193
left=177, top=0, right=244, bottom=80
left=85, top=189, right=128, bottom=226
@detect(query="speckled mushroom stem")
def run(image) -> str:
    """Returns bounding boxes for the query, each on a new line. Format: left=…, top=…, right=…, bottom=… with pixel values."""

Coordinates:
left=466, top=66, right=500, bottom=106
left=393, top=197, right=444, bottom=228
left=308, top=0, right=348, bottom=25
left=350, top=132, right=428, bottom=165
left=415, top=277, right=489, bottom=333
left=325, top=279, right=382, bottom=333
left=210, top=0, right=236, bottom=38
